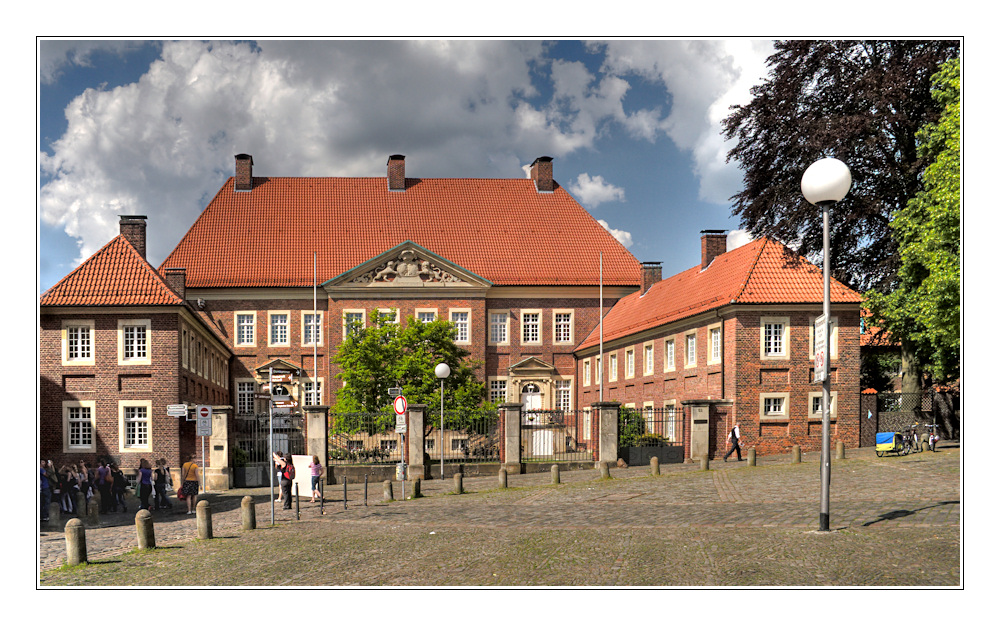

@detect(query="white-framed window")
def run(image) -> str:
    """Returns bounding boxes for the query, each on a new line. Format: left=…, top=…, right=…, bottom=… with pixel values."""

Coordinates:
left=583, top=358, right=592, bottom=386
left=451, top=438, right=469, bottom=452
left=425, top=438, right=435, bottom=451
left=809, top=315, right=840, bottom=360
left=761, top=316, right=790, bottom=359
left=268, top=312, right=290, bottom=346
left=343, top=310, right=365, bottom=338
left=380, top=439, right=398, bottom=452
left=555, top=379, right=572, bottom=411
left=450, top=309, right=471, bottom=344
left=809, top=391, right=838, bottom=418
left=625, top=348, right=635, bottom=378
left=521, top=310, right=541, bottom=345
left=759, top=393, right=790, bottom=420
left=489, top=311, right=509, bottom=345
left=489, top=377, right=508, bottom=404
left=582, top=408, right=592, bottom=440
left=62, top=319, right=95, bottom=366
left=608, top=352, right=618, bottom=382
left=416, top=309, right=437, bottom=324
left=643, top=401, right=655, bottom=431
left=118, top=319, right=151, bottom=365
left=236, top=380, right=256, bottom=415
left=119, top=400, right=152, bottom=452
left=377, top=309, right=399, bottom=325
left=709, top=324, right=722, bottom=364
left=644, top=343, right=655, bottom=376
left=596, top=356, right=602, bottom=383
left=553, top=310, right=573, bottom=344
left=664, top=400, right=677, bottom=442
left=63, top=401, right=96, bottom=453
left=664, top=338, right=675, bottom=372
left=302, top=312, right=323, bottom=346
left=302, top=379, right=324, bottom=406
left=235, top=312, right=256, bottom=346
left=685, top=332, right=697, bottom=368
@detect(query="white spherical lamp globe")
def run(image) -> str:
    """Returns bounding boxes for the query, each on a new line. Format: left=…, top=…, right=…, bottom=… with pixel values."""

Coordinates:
left=801, top=158, right=852, bottom=206
left=435, top=363, right=451, bottom=379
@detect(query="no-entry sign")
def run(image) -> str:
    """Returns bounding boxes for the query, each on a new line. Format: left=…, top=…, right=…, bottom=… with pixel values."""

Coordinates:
left=393, top=395, right=407, bottom=415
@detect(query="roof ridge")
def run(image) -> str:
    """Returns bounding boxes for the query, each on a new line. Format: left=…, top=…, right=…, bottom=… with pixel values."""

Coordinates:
left=732, top=238, right=770, bottom=303
left=40, top=234, right=127, bottom=302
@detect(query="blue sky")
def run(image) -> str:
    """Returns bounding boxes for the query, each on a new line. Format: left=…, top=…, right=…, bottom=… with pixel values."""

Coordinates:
left=39, top=39, right=777, bottom=293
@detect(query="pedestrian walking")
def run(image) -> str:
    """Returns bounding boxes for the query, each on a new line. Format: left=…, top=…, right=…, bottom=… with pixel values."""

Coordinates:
left=96, top=460, right=112, bottom=513
left=39, top=460, right=51, bottom=522
left=723, top=422, right=742, bottom=462
left=110, top=464, right=127, bottom=512
left=180, top=452, right=200, bottom=514
left=137, top=458, right=153, bottom=511
left=153, top=458, right=172, bottom=509
left=273, top=452, right=285, bottom=505
left=277, top=453, right=294, bottom=510
left=308, top=455, right=324, bottom=502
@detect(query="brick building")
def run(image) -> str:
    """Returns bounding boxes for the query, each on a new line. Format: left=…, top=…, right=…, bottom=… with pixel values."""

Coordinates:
left=576, top=231, right=863, bottom=459
left=39, top=153, right=863, bottom=482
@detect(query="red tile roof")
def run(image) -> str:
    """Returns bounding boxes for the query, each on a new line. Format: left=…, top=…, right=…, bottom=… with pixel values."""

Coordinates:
left=160, top=177, right=641, bottom=288
left=577, top=238, right=862, bottom=350
left=40, top=235, right=184, bottom=307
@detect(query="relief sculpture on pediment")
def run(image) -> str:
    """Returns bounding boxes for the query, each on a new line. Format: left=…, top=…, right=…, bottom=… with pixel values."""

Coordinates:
left=350, top=249, right=462, bottom=285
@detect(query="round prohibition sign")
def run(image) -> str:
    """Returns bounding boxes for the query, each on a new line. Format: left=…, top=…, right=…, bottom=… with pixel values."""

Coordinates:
left=393, top=395, right=407, bottom=415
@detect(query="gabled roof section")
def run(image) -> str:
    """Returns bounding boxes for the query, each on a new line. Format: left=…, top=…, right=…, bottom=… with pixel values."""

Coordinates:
left=577, top=238, right=862, bottom=351
left=160, top=176, right=640, bottom=288
left=325, top=240, right=492, bottom=292
left=40, top=235, right=184, bottom=307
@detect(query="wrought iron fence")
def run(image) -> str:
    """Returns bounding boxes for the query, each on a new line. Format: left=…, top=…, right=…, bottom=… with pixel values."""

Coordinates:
left=329, top=412, right=401, bottom=465
left=520, top=409, right=595, bottom=463
left=875, top=392, right=932, bottom=434
left=233, top=412, right=305, bottom=486
left=426, top=409, right=501, bottom=464
left=617, top=407, right=685, bottom=465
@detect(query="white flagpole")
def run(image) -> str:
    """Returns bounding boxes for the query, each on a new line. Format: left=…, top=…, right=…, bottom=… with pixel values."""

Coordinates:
left=599, top=251, right=603, bottom=404
left=313, top=252, right=317, bottom=391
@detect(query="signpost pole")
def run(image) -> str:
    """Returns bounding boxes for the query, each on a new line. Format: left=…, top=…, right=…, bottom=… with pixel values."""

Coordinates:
left=269, top=367, right=274, bottom=527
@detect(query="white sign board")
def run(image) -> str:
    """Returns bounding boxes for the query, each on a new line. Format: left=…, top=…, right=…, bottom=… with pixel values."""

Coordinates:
left=814, top=315, right=827, bottom=382
left=196, top=405, right=213, bottom=435
left=395, top=414, right=407, bottom=434
left=167, top=404, right=188, bottom=417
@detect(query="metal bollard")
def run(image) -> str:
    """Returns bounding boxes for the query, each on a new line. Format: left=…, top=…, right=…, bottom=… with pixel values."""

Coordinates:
left=64, top=518, right=87, bottom=565
left=498, top=468, right=508, bottom=489
left=700, top=456, right=710, bottom=471
left=792, top=445, right=801, bottom=464
left=196, top=500, right=212, bottom=540
left=599, top=461, right=611, bottom=479
left=747, top=447, right=757, bottom=467
left=295, top=482, right=300, bottom=520
left=454, top=472, right=464, bottom=494
left=650, top=456, right=660, bottom=475
left=135, top=509, right=155, bottom=549
left=241, top=496, right=256, bottom=530
left=551, top=464, right=560, bottom=485
left=344, top=478, right=348, bottom=510
left=383, top=480, right=394, bottom=502
left=364, top=474, right=368, bottom=507
left=836, top=441, right=845, bottom=460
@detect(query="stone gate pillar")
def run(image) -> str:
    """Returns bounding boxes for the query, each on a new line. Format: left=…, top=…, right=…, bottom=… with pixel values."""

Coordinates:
left=406, top=404, right=427, bottom=480
left=206, top=405, right=232, bottom=491
left=593, top=401, right=621, bottom=466
left=304, top=405, right=330, bottom=484
left=500, top=402, right=522, bottom=474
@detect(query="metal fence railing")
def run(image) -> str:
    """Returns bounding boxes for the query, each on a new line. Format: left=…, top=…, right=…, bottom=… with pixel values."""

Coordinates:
left=425, top=409, right=500, bottom=465
left=520, top=410, right=595, bottom=463
left=329, top=412, right=400, bottom=465
left=617, top=407, right=685, bottom=464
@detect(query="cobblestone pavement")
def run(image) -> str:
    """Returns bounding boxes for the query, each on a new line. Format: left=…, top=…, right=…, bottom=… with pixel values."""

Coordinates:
left=38, top=443, right=961, bottom=577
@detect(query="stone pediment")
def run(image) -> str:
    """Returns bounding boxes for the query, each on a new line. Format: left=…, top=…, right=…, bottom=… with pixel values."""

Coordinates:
left=509, top=356, right=556, bottom=375
left=324, top=241, right=492, bottom=296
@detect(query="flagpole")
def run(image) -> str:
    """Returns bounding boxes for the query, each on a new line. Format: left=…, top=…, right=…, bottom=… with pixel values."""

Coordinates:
left=313, top=252, right=317, bottom=391
left=599, top=251, right=603, bottom=404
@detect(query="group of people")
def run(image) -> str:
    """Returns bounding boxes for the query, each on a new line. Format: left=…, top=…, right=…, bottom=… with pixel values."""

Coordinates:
left=272, top=453, right=324, bottom=510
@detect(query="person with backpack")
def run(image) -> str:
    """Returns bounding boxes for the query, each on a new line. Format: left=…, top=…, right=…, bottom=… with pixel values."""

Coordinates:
left=278, top=453, right=295, bottom=510
left=180, top=452, right=200, bottom=514
left=96, top=460, right=113, bottom=513
left=723, top=422, right=742, bottom=462
left=153, top=458, right=172, bottom=509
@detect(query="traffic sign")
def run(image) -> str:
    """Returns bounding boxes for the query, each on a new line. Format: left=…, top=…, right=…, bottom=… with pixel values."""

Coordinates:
left=393, top=395, right=407, bottom=415
left=395, top=414, right=407, bottom=434
left=167, top=404, right=188, bottom=417
left=814, top=315, right=827, bottom=382
left=196, top=405, right=212, bottom=420
left=272, top=399, right=299, bottom=408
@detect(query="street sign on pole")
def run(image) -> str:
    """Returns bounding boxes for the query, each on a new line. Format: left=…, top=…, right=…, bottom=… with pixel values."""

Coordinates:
left=814, top=315, right=827, bottom=382
left=167, top=404, right=188, bottom=417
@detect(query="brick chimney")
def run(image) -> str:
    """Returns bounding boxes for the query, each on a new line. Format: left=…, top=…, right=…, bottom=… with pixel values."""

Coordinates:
left=119, top=215, right=147, bottom=260
left=701, top=230, right=728, bottom=270
left=234, top=153, right=253, bottom=191
left=640, top=262, right=662, bottom=296
left=530, top=156, right=554, bottom=192
left=163, top=267, right=187, bottom=300
left=387, top=154, right=406, bottom=191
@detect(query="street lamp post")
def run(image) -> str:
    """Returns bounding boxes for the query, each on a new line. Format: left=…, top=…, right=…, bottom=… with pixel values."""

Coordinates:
left=435, top=363, right=451, bottom=480
left=801, top=157, right=852, bottom=532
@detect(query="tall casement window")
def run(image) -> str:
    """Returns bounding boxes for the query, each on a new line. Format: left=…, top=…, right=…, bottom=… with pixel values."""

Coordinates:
left=489, top=378, right=508, bottom=404
left=377, top=309, right=399, bottom=325
left=685, top=332, right=697, bottom=368
left=302, top=380, right=323, bottom=406
left=583, top=358, right=592, bottom=386
left=521, top=311, right=541, bottom=344
left=302, top=313, right=323, bottom=346
left=64, top=402, right=95, bottom=452
left=609, top=353, right=618, bottom=382
left=269, top=312, right=290, bottom=346
left=118, top=319, right=151, bottom=365
left=553, top=311, right=573, bottom=344
left=644, top=343, right=655, bottom=375
left=489, top=312, right=509, bottom=345
left=709, top=325, right=722, bottom=364
left=344, top=311, right=365, bottom=337
left=62, top=320, right=95, bottom=366
left=761, top=317, right=790, bottom=359
left=237, top=381, right=256, bottom=415
left=235, top=313, right=256, bottom=346
left=120, top=402, right=151, bottom=451
left=450, top=310, right=471, bottom=344
left=625, top=348, right=635, bottom=378
left=555, top=380, right=572, bottom=411
left=664, top=338, right=675, bottom=371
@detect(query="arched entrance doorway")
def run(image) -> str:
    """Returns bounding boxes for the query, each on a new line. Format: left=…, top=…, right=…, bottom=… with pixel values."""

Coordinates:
left=520, top=383, right=542, bottom=410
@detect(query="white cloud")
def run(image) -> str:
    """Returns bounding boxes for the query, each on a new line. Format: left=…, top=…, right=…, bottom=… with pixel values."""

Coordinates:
left=597, top=219, right=633, bottom=248
left=567, top=173, right=626, bottom=208
left=727, top=229, right=754, bottom=251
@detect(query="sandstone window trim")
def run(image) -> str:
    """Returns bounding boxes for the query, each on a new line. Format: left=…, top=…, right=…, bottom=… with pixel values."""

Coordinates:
left=553, top=309, right=574, bottom=344
left=117, top=318, right=151, bottom=366
left=301, top=311, right=324, bottom=347
left=664, top=338, right=676, bottom=372
left=234, top=311, right=257, bottom=347
left=760, top=316, right=790, bottom=360
left=488, top=310, right=509, bottom=346
left=684, top=331, right=697, bottom=369
left=118, top=400, right=153, bottom=453
left=300, top=377, right=324, bottom=407
left=61, top=319, right=95, bottom=366
left=449, top=308, right=472, bottom=345
left=343, top=309, right=366, bottom=338
left=415, top=308, right=438, bottom=324
left=268, top=311, right=291, bottom=347
left=643, top=341, right=655, bottom=376
left=708, top=323, right=722, bottom=365
left=488, top=376, right=508, bottom=404
left=759, top=392, right=790, bottom=422
left=63, top=400, right=96, bottom=453
left=521, top=310, right=542, bottom=345
left=808, top=390, right=838, bottom=420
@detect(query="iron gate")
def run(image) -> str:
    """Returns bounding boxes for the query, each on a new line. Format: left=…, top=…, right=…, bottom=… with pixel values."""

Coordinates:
left=617, top=406, right=685, bottom=465
left=233, top=412, right=305, bottom=486
left=521, top=409, right=593, bottom=463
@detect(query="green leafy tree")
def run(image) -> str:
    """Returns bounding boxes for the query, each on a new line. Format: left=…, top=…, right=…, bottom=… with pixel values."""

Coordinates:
left=332, top=310, right=488, bottom=431
left=865, top=58, right=960, bottom=387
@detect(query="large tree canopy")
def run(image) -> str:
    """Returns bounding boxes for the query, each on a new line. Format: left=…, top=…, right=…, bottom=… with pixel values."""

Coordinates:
left=865, top=58, right=961, bottom=385
left=723, top=40, right=960, bottom=293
